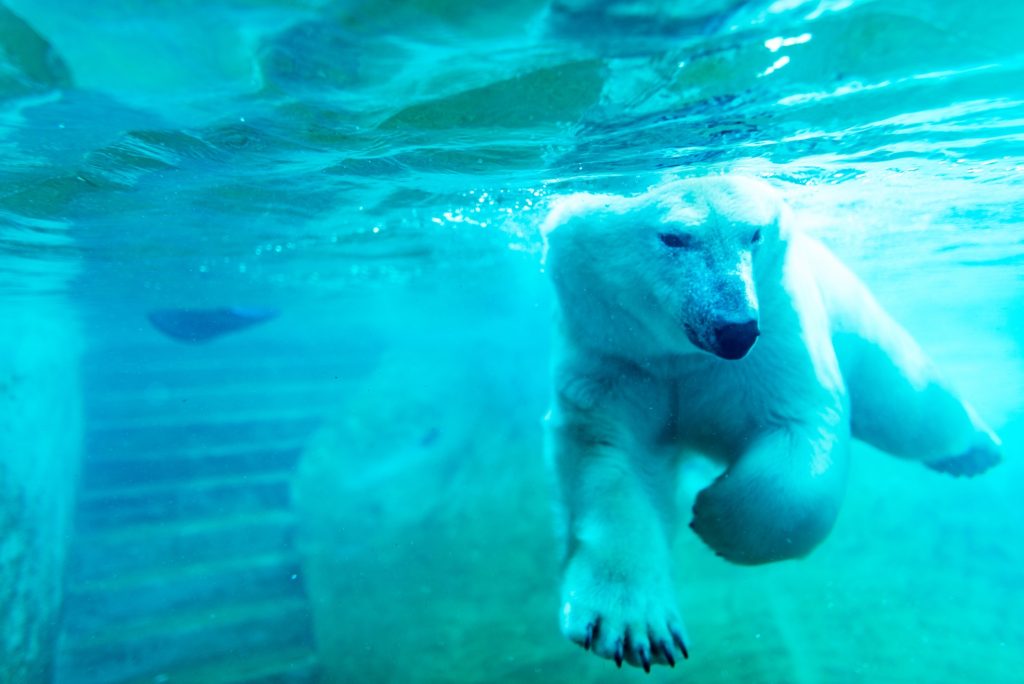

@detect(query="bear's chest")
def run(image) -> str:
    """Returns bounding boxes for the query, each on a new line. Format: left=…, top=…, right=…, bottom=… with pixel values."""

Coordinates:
left=656, top=350, right=834, bottom=460
left=669, top=365, right=769, bottom=458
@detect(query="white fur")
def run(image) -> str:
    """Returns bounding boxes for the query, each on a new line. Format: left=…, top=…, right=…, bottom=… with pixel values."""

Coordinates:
left=542, top=176, right=1001, bottom=670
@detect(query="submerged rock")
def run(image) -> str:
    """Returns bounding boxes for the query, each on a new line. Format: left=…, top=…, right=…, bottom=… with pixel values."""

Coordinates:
left=292, top=280, right=555, bottom=682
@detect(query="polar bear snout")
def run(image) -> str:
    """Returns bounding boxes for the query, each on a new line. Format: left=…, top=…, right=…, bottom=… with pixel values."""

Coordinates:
left=712, top=320, right=760, bottom=360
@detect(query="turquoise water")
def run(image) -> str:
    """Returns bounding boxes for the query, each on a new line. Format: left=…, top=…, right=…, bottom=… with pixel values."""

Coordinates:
left=1, top=0, right=1022, bottom=682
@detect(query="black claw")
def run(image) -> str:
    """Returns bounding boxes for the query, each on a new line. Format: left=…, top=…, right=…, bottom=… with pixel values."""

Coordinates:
left=640, top=647, right=651, bottom=673
left=584, top=621, right=595, bottom=650
left=614, top=639, right=624, bottom=668
left=659, top=639, right=675, bottom=667
left=671, top=629, right=689, bottom=660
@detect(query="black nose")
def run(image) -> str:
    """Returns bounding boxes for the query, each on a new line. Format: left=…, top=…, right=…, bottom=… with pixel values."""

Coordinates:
left=713, top=320, right=760, bottom=360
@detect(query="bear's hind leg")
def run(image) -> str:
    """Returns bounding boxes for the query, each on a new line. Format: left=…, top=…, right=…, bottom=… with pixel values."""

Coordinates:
left=837, top=321, right=1002, bottom=477
left=690, top=422, right=849, bottom=565
left=807, top=235, right=1001, bottom=477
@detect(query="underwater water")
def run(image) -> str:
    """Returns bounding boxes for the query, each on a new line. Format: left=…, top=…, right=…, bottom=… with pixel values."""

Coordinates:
left=1, top=0, right=1023, bottom=682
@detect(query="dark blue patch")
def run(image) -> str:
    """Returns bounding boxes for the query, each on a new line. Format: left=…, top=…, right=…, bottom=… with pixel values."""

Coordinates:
left=147, top=307, right=278, bottom=343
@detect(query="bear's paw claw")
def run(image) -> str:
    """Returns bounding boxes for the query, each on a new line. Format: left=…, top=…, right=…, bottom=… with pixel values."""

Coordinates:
left=560, top=558, right=689, bottom=671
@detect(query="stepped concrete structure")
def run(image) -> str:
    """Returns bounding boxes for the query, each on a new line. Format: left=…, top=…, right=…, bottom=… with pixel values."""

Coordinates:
left=54, top=316, right=376, bottom=684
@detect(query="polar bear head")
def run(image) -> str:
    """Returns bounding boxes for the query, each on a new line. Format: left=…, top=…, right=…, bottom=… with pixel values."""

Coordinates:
left=542, top=176, right=788, bottom=360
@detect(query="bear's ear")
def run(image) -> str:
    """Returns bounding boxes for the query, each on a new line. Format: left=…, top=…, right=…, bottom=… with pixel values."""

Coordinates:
left=541, top=193, right=592, bottom=265
left=724, top=176, right=794, bottom=242
left=541, top=192, right=617, bottom=233
left=540, top=191, right=628, bottom=263
left=540, top=195, right=579, bottom=240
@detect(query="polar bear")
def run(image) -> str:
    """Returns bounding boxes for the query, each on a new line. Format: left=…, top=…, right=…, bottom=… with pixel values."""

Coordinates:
left=541, top=176, right=1002, bottom=671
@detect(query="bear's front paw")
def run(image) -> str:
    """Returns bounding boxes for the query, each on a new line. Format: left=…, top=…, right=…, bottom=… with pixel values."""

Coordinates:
left=690, top=480, right=835, bottom=565
left=559, top=555, right=689, bottom=672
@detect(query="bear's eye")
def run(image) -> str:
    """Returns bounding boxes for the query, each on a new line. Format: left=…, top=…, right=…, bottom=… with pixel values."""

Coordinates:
left=751, top=229, right=762, bottom=244
left=659, top=232, right=694, bottom=249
